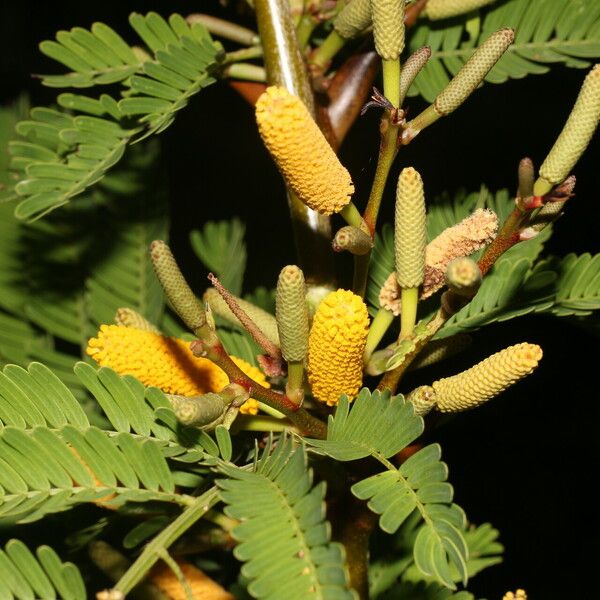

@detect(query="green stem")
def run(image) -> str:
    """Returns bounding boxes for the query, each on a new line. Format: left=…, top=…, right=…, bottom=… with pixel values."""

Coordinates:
left=364, top=308, right=395, bottom=364
left=382, top=58, right=401, bottom=108
left=399, top=287, right=418, bottom=339
left=403, top=104, right=441, bottom=143
left=286, top=360, right=305, bottom=403
left=234, top=415, right=293, bottom=432
left=362, top=122, right=400, bottom=233
left=158, top=550, right=194, bottom=600
left=309, top=29, right=346, bottom=72
left=340, top=201, right=365, bottom=228
left=223, top=63, right=266, bottom=82
left=257, top=401, right=286, bottom=418
left=296, top=13, right=317, bottom=49
left=113, top=487, right=220, bottom=594
left=187, top=14, right=259, bottom=46
left=224, top=45, right=263, bottom=64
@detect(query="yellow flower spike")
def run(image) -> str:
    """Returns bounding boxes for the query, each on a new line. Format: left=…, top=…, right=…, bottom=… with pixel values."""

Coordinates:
left=86, top=325, right=268, bottom=415
left=114, top=307, right=159, bottom=332
left=334, top=0, right=372, bottom=39
left=502, top=590, right=527, bottom=600
left=432, top=343, right=542, bottom=413
left=149, top=561, right=234, bottom=600
left=537, top=64, right=600, bottom=192
left=307, top=289, right=369, bottom=405
left=255, top=86, right=354, bottom=215
left=425, top=0, right=496, bottom=21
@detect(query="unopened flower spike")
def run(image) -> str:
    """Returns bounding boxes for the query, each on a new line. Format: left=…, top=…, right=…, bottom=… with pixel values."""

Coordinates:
left=150, top=240, right=206, bottom=335
left=529, top=175, right=576, bottom=231
left=372, top=0, right=405, bottom=61
left=503, top=590, right=527, bottom=600
left=333, top=0, right=372, bottom=40
left=114, top=307, right=159, bottom=333
left=425, top=0, right=497, bottom=21
left=255, top=86, right=354, bottom=216
left=404, top=28, right=514, bottom=141
left=534, top=64, right=600, bottom=196
left=517, top=157, right=535, bottom=200
left=431, top=342, right=542, bottom=412
left=395, top=167, right=426, bottom=337
left=406, top=385, right=436, bottom=416
left=399, top=46, right=432, bottom=105
left=203, top=287, right=280, bottom=347
left=307, top=289, right=369, bottom=405
left=86, top=325, right=267, bottom=415
left=333, top=226, right=373, bottom=255
left=276, top=265, right=309, bottom=404
left=446, top=256, right=482, bottom=297
left=168, top=392, right=229, bottom=428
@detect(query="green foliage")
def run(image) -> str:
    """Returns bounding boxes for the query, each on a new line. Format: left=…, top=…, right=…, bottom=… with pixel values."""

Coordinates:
left=411, top=0, right=600, bottom=102
left=218, top=436, right=356, bottom=599
left=6, top=12, right=222, bottom=220
left=307, top=391, right=468, bottom=590
left=0, top=539, right=86, bottom=600
left=191, top=218, right=247, bottom=296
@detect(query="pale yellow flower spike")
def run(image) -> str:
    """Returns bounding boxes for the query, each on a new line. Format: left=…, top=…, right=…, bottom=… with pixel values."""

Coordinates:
left=432, top=343, right=542, bottom=412
left=307, top=290, right=369, bottom=406
left=255, top=86, right=354, bottom=216
left=86, top=325, right=269, bottom=415
left=149, top=561, right=234, bottom=600
left=334, top=0, right=372, bottom=39
left=425, top=0, right=496, bottom=21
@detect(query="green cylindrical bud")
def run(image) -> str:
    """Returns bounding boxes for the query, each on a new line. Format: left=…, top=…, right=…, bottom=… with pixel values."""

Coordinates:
left=372, top=0, right=405, bottom=60
left=333, top=225, right=374, bottom=255
left=517, top=157, right=534, bottom=199
left=114, top=307, right=159, bottom=333
left=434, top=28, right=514, bottom=116
left=395, top=167, right=427, bottom=288
left=425, top=0, right=496, bottom=20
left=410, top=334, right=472, bottom=370
left=530, top=175, right=576, bottom=231
left=406, top=385, right=436, bottom=416
left=334, top=0, right=372, bottom=39
left=150, top=241, right=206, bottom=334
left=446, top=257, right=482, bottom=296
left=276, top=265, right=309, bottom=362
left=203, top=287, right=280, bottom=346
left=538, top=64, right=600, bottom=187
left=400, top=46, right=431, bottom=104
left=167, top=392, right=227, bottom=427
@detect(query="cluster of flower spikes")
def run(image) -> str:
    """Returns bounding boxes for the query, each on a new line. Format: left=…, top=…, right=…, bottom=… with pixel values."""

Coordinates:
left=87, top=324, right=269, bottom=415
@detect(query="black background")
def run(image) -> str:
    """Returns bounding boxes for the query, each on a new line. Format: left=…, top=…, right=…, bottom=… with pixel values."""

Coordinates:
left=1, top=1, right=598, bottom=598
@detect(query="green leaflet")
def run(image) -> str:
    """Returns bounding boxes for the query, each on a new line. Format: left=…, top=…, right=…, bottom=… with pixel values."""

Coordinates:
left=306, top=391, right=468, bottom=590
left=8, top=12, right=222, bottom=220
left=218, top=436, right=356, bottom=600
left=410, top=0, right=600, bottom=102
left=0, top=540, right=86, bottom=600
left=191, top=218, right=247, bottom=296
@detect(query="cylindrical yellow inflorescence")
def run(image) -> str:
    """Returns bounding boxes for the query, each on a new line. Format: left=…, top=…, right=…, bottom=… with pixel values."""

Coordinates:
left=371, top=0, right=405, bottom=60
left=425, top=0, right=496, bottom=20
left=276, top=265, right=309, bottom=362
left=86, top=325, right=269, bottom=415
left=434, top=28, right=514, bottom=116
left=307, top=290, right=369, bottom=405
left=256, top=86, right=354, bottom=215
left=334, top=0, right=372, bottom=39
left=432, top=343, right=542, bottom=412
left=150, top=561, right=234, bottom=600
left=502, top=590, right=527, bottom=600
left=395, top=167, right=427, bottom=289
left=539, top=64, right=600, bottom=187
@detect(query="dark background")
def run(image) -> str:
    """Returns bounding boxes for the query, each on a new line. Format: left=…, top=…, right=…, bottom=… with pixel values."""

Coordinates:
left=1, top=1, right=598, bottom=598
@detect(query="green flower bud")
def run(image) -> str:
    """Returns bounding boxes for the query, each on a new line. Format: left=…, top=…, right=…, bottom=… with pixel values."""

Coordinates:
left=333, top=225, right=373, bottom=255
left=203, top=287, right=280, bottom=347
left=276, top=265, right=309, bottom=362
left=114, top=307, right=159, bottom=333
left=395, top=167, right=427, bottom=288
left=425, top=0, right=496, bottom=21
left=446, top=256, right=482, bottom=296
left=372, top=0, right=405, bottom=60
left=538, top=64, right=600, bottom=188
left=400, top=46, right=431, bottom=104
left=406, top=385, right=436, bottom=416
left=434, top=28, right=514, bottom=116
left=517, top=157, right=535, bottom=199
left=167, top=392, right=227, bottom=427
left=150, top=241, right=206, bottom=334
left=334, top=0, right=372, bottom=39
